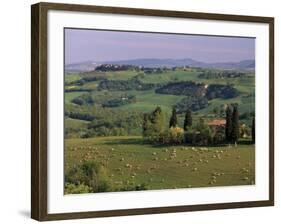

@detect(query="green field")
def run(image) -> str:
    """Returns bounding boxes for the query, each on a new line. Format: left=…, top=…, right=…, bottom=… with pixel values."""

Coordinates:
left=65, top=68, right=255, bottom=116
left=89, top=89, right=186, bottom=113
left=64, top=66, right=255, bottom=194
left=65, top=136, right=255, bottom=192
left=65, top=73, right=81, bottom=83
left=65, top=91, right=89, bottom=103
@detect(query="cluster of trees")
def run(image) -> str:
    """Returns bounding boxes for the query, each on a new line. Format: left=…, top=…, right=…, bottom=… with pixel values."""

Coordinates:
left=206, top=84, right=239, bottom=100
left=71, top=93, right=94, bottom=106
left=65, top=160, right=148, bottom=194
left=169, top=108, right=216, bottom=145
left=155, top=81, right=239, bottom=101
left=198, top=70, right=247, bottom=79
left=95, top=64, right=138, bottom=72
left=174, top=96, right=209, bottom=112
left=65, top=161, right=110, bottom=194
left=65, top=104, right=143, bottom=138
left=65, top=87, right=92, bottom=92
left=98, top=78, right=157, bottom=91
left=155, top=82, right=238, bottom=113
left=86, top=110, right=142, bottom=138
left=143, top=67, right=164, bottom=74
left=143, top=105, right=255, bottom=146
left=155, top=81, right=205, bottom=97
left=101, top=95, right=136, bottom=108
left=141, top=66, right=190, bottom=73
left=94, top=63, right=190, bottom=74
left=65, top=110, right=95, bottom=122
left=185, top=118, right=216, bottom=146
left=72, top=92, right=137, bottom=108
left=142, top=106, right=215, bottom=145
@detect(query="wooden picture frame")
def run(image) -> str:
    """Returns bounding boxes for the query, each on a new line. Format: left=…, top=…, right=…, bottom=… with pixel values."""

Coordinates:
left=31, top=2, right=274, bottom=221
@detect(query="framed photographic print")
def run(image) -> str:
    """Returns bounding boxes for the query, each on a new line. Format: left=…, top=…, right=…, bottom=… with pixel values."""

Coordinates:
left=31, top=2, right=274, bottom=221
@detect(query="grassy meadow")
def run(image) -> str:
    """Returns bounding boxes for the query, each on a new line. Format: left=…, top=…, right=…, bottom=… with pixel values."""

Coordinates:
left=65, top=136, right=255, bottom=191
left=64, top=66, right=255, bottom=194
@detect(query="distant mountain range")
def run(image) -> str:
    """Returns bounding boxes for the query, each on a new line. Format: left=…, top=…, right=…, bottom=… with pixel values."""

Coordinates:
left=65, top=58, right=255, bottom=73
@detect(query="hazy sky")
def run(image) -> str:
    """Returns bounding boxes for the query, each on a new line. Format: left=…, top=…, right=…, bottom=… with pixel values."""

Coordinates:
left=65, top=28, right=255, bottom=65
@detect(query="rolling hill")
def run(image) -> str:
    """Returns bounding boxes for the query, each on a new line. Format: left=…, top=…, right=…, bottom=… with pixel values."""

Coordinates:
left=66, top=58, right=255, bottom=73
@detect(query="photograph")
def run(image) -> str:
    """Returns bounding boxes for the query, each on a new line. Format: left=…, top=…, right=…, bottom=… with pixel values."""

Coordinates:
left=63, top=28, right=256, bottom=194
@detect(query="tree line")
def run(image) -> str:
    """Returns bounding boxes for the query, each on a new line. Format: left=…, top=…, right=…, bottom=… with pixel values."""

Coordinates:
left=198, top=70, right=247, bottom=79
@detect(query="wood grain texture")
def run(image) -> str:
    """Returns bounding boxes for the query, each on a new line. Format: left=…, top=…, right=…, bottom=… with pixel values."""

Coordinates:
left=31, top=2, right=274, bottom=221
left=31, top=3, right=40, bottom=220
left=31, top=3, right=48, bottom=221
left=269, top=19, right=274, bottom=203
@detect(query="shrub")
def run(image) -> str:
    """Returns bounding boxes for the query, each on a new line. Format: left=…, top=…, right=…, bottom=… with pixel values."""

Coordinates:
left=185, top=128, right=213, bottom=146
left=169, top=127, right=184, bottom=144
left=64, top=183, right=92, bottom=194
left=211, top=126, right=225, bottom=145
left=119, top=183, right=148, bottom=191
left=71, top=93, right=94, bottom=106
left=184, top=118, right=214, bottom=146
left=65, top=161, right=111, bottom=193
left=152, top=127, right=184, bottom=145
left=97, top=180, right=111, bottom=193
left=240, top=123, right=250, bottom=138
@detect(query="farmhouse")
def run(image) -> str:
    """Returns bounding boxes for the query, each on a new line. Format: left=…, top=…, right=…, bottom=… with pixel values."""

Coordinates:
left=208, top=119, right=226, bottom=136
left=208, top=119, right=226, bottom=127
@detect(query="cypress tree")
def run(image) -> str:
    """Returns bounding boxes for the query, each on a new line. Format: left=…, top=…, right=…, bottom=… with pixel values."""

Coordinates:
left=225, top=105, right=232, bottom=143
left=252, top=117, right=255, bottom=144
left=151, top=106, right=166, bottom=134
left=231, top=104, right=239, bottom=144
left=197, top=117, right=206, bottom=130
left=169, top=108, right=178, bottom=128
left=142, top=113, right=149, bottom=136
left=183, top=109, right=192, bottom=131
left=151, top=106, right=162, bottom=124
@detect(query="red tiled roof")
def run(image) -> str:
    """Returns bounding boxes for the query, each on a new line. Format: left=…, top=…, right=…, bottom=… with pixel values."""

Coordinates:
left=208, top=119, right=226, bottom=126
